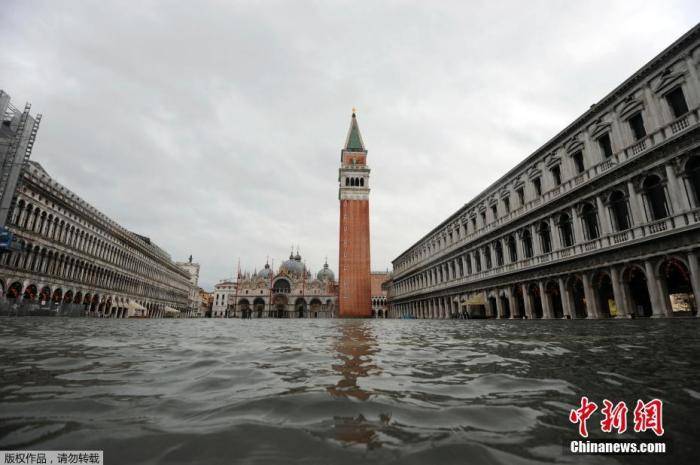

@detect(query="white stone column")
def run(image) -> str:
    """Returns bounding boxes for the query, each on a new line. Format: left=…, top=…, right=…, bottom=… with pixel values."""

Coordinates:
left=687, top=252, right=700, bottom=317
left=507, top=287, right=517, bottom=319
left=539, top=281, right=554, bottom=319
left=627, top=181, right=644, bottom=226
left=610, top=266, right=628, bottom=318
left=550, top=218, right=561, bottom=250
left=644, top=260, right=666, bottom=317
left=531, top=225, right=542, bottom=256
left=581, top=273, right=599, bottom=319
left=665, top=163, right=689, bottom=213
left=596, top=195, right=612, bottom=235
left=495, top=291, right=503, bottom=318
left=559, top=277, right=574, bottom=318
left=572, top=207, right=584, bottom=245
left=521, top=283, right=533, bottom=319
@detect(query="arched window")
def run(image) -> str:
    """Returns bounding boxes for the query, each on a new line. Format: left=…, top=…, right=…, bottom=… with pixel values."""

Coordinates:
left=538, top=221, right=552, bottom=253
left=522, top=229, right=533, bottom=258
left=345, top=177, right=349, bottom=186
left=495, top=241, right=504, bottom=266
left=642, top=175, right=669, bottom=220
left=686, top=156, right=700, bottom=206
left=558, top=213, right=574, bottom=247
left=484, top=246, right=492, bottom=269
left=360, top=178, right=364, bottom=187
left=507, top=235, right=517, bottom=262
left=580, top=203, right=600, bottom=240
left=608, top=190, right=630, bottom=231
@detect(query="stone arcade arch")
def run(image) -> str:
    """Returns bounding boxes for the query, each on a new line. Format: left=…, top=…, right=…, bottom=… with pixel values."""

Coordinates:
left=513, top=285, right=525, bottom=318
left=39, top=286, right=51, bottom=304
left=580, top=202, right=600, bottom=240
left=51, top=288, right=63, bottom=306
left=253, top=297, right=265, bottom=318
left=238, top=298, right=251, bottom=318
left=592, top=272, right=614, bottom=318
left=623, top=266, right=653, bottom=317
left=659, top=258, right=696, bottom=315
left=7, top=282, right=22, bottom=299
left=642, top=175, right=669, bottom=221
left=568, top=276, right=588, bottom=318
left=527, top=283, right=543, bottom=318
left=608, top=190, right=631, bottom=231
left=273, top=294, right=288, bottom=318
left=24, top=284, right=37, bottom=301
left=487, top=295, right=498, bottom=318
left=295, top=298, right=307, bottom=318
left=309, top=298, right=322, bottom=318
left=545, top=280, right=564, bottom=318
left=499, top=292, right=511, bottom=318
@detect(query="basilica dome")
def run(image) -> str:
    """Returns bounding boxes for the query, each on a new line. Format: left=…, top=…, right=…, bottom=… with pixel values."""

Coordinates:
left=280, top=251, right=305, bottom=275
left=257, top=263, right=273, bottom=279
left=317, top=261, right=335, bottom=281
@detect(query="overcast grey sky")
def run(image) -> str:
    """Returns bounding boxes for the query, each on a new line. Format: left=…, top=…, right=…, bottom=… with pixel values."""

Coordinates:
left=1, top=1, right=698, bottom=289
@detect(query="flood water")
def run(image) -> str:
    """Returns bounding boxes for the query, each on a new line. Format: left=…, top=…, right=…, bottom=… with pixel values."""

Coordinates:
left=0, top=318, right=698, bottom=465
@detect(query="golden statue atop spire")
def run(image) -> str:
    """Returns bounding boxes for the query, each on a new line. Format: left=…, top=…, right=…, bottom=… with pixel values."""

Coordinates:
left=352, top=106, right=357, bottom=115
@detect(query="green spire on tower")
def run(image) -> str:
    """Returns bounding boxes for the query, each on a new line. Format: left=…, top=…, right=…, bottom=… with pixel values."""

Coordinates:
left=344, top=109, right=365, bottom=152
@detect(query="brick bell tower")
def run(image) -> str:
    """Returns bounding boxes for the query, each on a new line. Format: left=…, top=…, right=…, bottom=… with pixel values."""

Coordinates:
left=338, top=109, right=372, bottom=318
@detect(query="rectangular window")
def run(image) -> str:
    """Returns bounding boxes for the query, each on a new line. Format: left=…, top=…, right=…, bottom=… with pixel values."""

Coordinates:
left=550, top=165, right=561, bottom=186
left=533, top=177, right=542, bottom=196
left=480, top=211, right=486, bottom=226
left=666, top=87, right=689, bottom=118
left=491, top=205, right=498, bottom=220
left=628, top=112, right=646, bottom=141
left=573, top=151, right=585, bottom=174
left=516, top=187, right=525, bottom=206
left=471, top=217, right=477, bottom=231
left=598, top=133, right=613, bottom=159
left=503, top=197, right=510, bottom=213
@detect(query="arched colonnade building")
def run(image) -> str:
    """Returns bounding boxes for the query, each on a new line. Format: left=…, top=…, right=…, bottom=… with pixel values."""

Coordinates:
left=389, top=26, right=700, bottom=320
left=0, top=161, right=191, bottom=317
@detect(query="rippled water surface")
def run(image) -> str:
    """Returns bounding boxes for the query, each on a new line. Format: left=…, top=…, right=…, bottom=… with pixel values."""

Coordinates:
left=1, top=318, right=699, bottom=464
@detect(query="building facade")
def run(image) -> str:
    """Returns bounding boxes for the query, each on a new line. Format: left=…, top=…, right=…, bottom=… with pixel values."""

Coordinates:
left=338, top=111, right=372, bottom=317
left=176, top=256, right=203, bottom=317
left=212, top=251, right=338, bottom=318
left=389, top=26, right=700, bottom=320
left=0, top=160, right=191, bottom=317
left=371, top=271, right=389, bottom=318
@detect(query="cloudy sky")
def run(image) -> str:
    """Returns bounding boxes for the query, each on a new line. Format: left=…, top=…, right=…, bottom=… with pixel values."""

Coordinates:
left=1, top=1, right=698, bottom=289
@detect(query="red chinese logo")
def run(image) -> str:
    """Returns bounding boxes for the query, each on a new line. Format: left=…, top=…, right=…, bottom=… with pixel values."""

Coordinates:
left=569, top=396, right=598, bottom=438
left=569, top=397, right=663, bottom=437
left=633, top=399, right=665, bottom=437
left=600, top=399, right=628, bottom=434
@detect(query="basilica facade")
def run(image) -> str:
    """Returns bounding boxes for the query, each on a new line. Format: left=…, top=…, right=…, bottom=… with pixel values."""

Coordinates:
left=211, top=250, right=338, bottom=318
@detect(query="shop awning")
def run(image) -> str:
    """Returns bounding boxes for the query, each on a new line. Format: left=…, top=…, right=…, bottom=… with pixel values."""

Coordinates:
left=164, top=306, right=180, bottom=315
left=464, top=294, right=486, bottom=305
left=129, top=300, right=147, bottom=311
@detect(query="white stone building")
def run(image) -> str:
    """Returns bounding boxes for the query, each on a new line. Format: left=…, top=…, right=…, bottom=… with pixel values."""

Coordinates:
left=176, top=256, right=203, bottom=317
left=389, top=25, right=700, bottom=320
left=0, top=160, right=191, bottom=317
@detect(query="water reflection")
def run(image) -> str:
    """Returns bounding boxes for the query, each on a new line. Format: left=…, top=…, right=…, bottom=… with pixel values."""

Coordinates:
left=327, top=320, right=386, bottom=448
left=327, top=320, right=380, bottom=401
